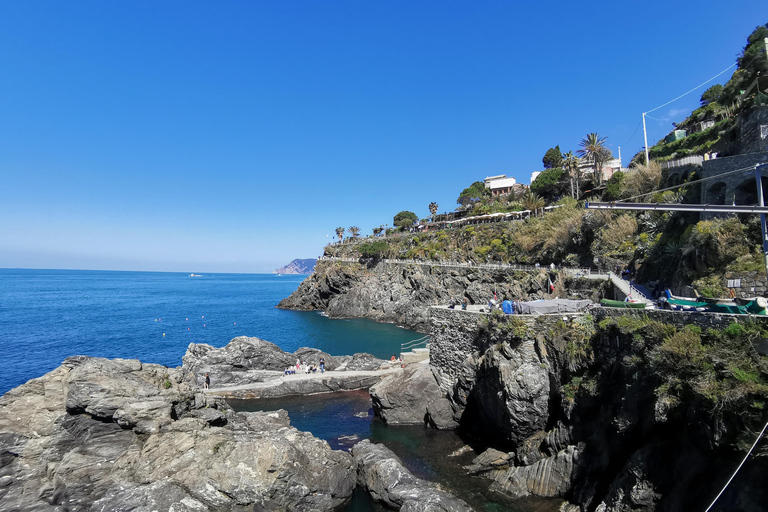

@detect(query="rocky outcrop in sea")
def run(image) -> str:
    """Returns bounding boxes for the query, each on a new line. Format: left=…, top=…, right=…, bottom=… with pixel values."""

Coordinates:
left=0, top=356, right=356, bottom=511
left=278, top=259, right=607, bottom=331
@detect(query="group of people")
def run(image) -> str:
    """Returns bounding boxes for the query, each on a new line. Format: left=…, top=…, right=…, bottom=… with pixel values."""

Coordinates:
left=283, top=357, right=325, bottom=376
left=447, top=297, right=468, bottom=310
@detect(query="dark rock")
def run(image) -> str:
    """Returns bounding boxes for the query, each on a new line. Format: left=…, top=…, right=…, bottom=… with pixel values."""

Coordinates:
left=353, top=440, right=474, bottom=512
left=369, top=363, right=458, bottom=428
left=0, top=356, right=356, bottom=511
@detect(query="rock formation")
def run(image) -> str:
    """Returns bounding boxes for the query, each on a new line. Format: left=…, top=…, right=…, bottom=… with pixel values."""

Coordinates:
left=182, top=336, right=387, bottom=388
left=369, top=361, right=457, bottom=429
left=352, top=440, right=473, bottom=512
left=0, top=356, right=356, bottom=511
left=279, top=260, right=607, bottom=331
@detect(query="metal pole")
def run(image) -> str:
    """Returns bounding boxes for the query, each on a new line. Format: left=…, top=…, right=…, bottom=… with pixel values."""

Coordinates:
left=642, top=113, right=650, bottom=166
left=755, top=165, right=768, bottom=277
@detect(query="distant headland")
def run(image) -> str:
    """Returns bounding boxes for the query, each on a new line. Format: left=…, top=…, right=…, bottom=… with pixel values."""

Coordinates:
left=273, top=258, right=316, bottom=275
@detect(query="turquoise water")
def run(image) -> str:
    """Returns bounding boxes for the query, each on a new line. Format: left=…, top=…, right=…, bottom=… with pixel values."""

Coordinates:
left=0, top=269, right=422, bottom=395
left=231, top=392, right=562, bottom=512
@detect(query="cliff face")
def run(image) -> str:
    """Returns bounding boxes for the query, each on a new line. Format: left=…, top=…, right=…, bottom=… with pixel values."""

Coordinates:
left=422, top=308, right=768, bottom=510
left=274, top=258, right=316, bottom=274
left=279, top=259, right=608, bottom=331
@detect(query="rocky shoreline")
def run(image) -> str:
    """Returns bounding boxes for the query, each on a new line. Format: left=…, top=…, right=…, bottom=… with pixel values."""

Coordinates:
left=277, top=259, right=607, bottom=331
left=0, top=337, right=472, bottom=512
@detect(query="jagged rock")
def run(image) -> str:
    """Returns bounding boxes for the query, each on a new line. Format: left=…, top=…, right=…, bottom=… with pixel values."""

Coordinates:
left=353, top=440, right=474, bottom=512
left=278, top=260, right=605, bottom=331
left=0, top=357, right=356, bottom=511
left=469, top=340, right=550, bottom=445
left=466, top=448, right=513, bottom=476
left=593, top=446, right=661, bottom=512
left=490, top=445, right=581, bottom=499
left=182, top=336, right=371, bottom=387
left=369, top=362, right=458, bottom=428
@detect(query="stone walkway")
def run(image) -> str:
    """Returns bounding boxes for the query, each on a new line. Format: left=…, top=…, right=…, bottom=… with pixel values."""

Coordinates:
left=205, top=366, right=404, bottom=399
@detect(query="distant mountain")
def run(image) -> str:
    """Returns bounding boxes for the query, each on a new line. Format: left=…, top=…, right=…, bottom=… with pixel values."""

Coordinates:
left=273, top=258, right=317, bottom=275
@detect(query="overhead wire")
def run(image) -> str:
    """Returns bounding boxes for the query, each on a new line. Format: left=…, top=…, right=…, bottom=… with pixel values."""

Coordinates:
left=645, top=63, right=737, bottom=114
left=619, top=164, right=759, bottom=203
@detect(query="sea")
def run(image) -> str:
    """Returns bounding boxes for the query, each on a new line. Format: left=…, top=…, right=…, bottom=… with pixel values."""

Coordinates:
left=0, top=268, right=560, bottom=512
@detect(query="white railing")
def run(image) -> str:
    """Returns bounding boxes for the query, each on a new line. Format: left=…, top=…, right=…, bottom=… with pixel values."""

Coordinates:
left=319, top=256, right=606, bottom=277
left=660, top=155, right=704, bottom=170
left=608, top=272, right=651, bottom=303
left=401, top=335, right=430, bottom=354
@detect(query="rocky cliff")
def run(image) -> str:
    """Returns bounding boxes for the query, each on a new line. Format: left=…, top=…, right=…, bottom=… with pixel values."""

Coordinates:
left=273, top=258, right=316, bottom=274
left=370, top=307, right=768, bottom=511
left=0, top=356, right=356, bottom=511
left=279, top=259, right=608, bottom=331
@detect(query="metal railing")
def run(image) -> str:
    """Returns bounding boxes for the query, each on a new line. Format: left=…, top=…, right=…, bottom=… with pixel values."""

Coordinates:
left=318, top=256, right=606, bottom=277
left=401, top=335, right=430, bottom=355
left=608, top=272, right=651, bottom=303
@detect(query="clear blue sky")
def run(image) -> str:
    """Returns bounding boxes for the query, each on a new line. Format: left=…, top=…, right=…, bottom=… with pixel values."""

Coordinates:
left=1, top=2, right=766, bottom=273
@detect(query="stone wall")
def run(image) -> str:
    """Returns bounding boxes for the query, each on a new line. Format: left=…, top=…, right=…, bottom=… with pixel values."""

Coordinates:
left=724, top=270, right=768, bottom=297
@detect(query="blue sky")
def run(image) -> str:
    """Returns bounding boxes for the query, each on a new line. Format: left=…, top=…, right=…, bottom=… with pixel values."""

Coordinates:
left=1, top=2, right=766, bottom=273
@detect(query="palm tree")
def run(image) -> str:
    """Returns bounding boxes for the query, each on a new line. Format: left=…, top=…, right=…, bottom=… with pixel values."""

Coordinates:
left=521, top=191, right=546, bottom=217
left=428, top=202, right=439, bottom=222
left=577, top=133, right=611, bottom=187
left=348, top=226, right=361, bottom=238
left=335, top=227, right=345, bottom=243
left=563, top=151, right=581, bottom=198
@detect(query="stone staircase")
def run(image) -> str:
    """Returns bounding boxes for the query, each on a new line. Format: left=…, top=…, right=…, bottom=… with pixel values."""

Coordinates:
left=400, top=335, right=430, bottom=363
left=608, top=272, right=653, bottom=303
left=401, top=345, right=430, bottom=363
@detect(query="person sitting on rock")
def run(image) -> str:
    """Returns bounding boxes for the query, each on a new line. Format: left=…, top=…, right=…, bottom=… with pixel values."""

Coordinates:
left=311, top=364, right=317, bottom=373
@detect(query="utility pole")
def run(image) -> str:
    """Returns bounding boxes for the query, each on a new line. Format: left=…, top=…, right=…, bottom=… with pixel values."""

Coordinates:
left=756, top=165, right=768, bottom=275
left=642, top=112, right=650, bottom=166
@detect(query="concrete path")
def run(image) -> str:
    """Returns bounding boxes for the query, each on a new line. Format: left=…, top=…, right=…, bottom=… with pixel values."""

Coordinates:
left=205, top=365, right=404, bottom=400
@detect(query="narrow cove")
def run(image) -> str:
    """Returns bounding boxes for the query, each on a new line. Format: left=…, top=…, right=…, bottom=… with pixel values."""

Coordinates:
left=228, top=391, right=563, bottom=512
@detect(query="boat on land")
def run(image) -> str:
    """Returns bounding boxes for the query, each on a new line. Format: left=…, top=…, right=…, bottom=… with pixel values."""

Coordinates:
left=661, top=290, right=767, bottom=315
left=600, top=299, right=647, bottom=309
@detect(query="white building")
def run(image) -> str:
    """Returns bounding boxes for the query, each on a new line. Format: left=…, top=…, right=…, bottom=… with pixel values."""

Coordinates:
left=483, top=175, right=518, bottom=196
left=530, top=171, right=541, bottom=185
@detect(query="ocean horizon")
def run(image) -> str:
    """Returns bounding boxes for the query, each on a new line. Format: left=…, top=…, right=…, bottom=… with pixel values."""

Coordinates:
left=0, top=268, right=420, bottom=395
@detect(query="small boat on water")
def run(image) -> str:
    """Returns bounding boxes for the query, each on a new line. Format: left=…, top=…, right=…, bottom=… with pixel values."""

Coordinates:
left=189, top=274, right=203, bottom=277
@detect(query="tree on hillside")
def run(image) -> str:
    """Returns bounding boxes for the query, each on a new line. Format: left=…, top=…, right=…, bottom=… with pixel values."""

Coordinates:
left=578, top=133, right=611, bottom=187
left=335, top=227, right=345, bottom=243
left=393, top=210, right=418, bottom=229
left=722, top=24, right=768, bottom=104
left=428, top=202, right=439, bottom=221
left=700, top=84, right=724, bottom=106
left=521, top=191, right=546, bottom=217
left=372, top=226, right=383, bottom=236
left=348, top=226, right=360, bottom=238
left=542, top=146, right=563, bottom=169
left=457, top=181, right=488, bottom=207
left=530, top=167, right=567, bottom=202
left=563, top=151, right=581, bottom=198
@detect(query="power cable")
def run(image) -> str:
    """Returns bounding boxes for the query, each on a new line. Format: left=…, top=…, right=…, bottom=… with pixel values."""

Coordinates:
left=646, top=63, right=737, bottom=114
left=620, top=164, right=759, bottom=203
left=704, top=418, right=768, bottom=512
